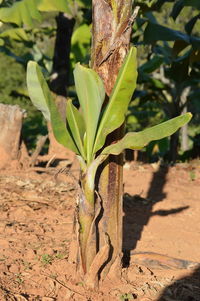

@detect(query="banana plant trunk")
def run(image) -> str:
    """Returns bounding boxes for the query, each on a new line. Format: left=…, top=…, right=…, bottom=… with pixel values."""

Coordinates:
left=91, top=0, right=133, bottom=275
left=77, top=0, right=137, bottom=282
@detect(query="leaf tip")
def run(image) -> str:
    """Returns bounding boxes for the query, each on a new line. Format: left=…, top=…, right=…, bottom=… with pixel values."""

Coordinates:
left=27, top=60, right=36, bottom=68
left=74, top=62, right=81, bottom=71
left=27, top=61, right=38, bottom=76
left=184, top=112, right=193, bottom=123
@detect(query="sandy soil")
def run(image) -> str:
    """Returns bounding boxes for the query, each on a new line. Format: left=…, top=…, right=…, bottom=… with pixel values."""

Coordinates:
left=0, top=160, right=200, bottom=301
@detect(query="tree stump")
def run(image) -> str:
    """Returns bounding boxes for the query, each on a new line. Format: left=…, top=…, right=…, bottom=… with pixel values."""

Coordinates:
left=0, top=104, right=24, bottom=169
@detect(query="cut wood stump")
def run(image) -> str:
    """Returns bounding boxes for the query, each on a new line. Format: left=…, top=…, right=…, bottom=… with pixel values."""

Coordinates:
left=0, top=104, right=24, bottom=169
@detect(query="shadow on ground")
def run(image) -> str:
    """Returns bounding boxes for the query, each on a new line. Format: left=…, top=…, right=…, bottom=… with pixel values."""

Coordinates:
left=157, top=265, right=200, bottom=301
left=122, top=164, right=189, bottom=266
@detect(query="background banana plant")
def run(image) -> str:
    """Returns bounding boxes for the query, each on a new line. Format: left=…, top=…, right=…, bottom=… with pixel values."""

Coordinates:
left=27, top=46, right=192, bottom=275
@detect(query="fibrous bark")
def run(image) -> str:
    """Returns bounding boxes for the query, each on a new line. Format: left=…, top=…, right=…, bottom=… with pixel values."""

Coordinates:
left=91, top=0, right=136, bottom=276
left=91, top=0, right=133, bottom=95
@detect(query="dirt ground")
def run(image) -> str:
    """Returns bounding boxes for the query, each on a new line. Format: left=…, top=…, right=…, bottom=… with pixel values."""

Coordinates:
left=0, top=159, right=200, bottom=301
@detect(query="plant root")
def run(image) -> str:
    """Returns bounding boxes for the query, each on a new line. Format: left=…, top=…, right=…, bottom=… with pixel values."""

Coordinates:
left=130, top=252, right=200, bottom=270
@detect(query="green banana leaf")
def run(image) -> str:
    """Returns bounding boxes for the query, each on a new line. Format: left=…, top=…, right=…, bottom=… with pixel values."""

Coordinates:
left=0, top=0, right=41, bottom=27
left=73, top=63, right=105, bottom=162
left=27, top=61, right=79, bottom=154
left=38, top=0, right=70, bottom=12
left=0, top=28, right=28, bottom=41
left=71, top=24, right=91, bottom=65
left=0, top=0, right=70, bottom=27
left=93, top=47, right=138, bottom=154
left=102, top=113, right=192, bottom=155
left=66, top=99, right=86, bottom=159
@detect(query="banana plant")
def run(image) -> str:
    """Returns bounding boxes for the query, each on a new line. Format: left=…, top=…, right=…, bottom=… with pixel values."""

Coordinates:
left=27, top=46, right=192, bottom=275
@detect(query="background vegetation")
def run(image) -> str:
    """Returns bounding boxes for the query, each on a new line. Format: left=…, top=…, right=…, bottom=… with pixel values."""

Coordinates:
left=0, top=0, right=199, bottom=161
